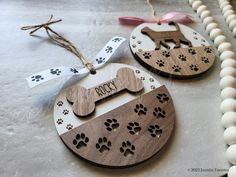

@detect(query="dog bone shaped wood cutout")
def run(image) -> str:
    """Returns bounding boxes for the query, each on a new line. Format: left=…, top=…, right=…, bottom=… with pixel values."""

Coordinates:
left=66, top=67, right=144, bottom=116
left=130, top=21, right=216, bottom=79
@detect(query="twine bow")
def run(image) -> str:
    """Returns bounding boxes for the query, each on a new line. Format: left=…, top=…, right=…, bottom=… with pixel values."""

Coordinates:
left=21, top=15, right=96, bottom=74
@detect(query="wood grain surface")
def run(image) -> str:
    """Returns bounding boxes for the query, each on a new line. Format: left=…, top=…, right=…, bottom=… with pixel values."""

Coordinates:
left=0, top=0, right=232, bottom=177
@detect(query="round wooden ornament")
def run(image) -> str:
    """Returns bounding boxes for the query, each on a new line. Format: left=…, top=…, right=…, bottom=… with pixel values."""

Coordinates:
left=130, top=22, right=216, bottom=79
left=54, top=63, right=176, bottom=168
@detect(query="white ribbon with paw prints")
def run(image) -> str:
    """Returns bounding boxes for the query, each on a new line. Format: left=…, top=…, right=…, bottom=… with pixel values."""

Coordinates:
left=26, top=36, right=126, bottom=88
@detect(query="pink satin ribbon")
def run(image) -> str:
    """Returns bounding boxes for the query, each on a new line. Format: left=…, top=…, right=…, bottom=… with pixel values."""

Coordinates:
left=119, top=12, right=194, bottom=26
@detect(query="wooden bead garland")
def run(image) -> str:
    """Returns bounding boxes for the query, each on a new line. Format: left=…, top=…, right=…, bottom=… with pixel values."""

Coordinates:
left=189, top=0, right=236, bottom=176
left=219, top=0, right=236, bottom=36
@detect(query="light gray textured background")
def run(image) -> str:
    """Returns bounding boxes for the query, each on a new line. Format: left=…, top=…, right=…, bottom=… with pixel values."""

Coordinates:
left=0, top=0, right=235, bottom=177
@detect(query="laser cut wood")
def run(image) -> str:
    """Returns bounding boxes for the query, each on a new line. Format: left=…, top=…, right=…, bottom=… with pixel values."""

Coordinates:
left=66, top=67, right=144, bottom=117
left=61, top=85, right=175, bottom=168
left=141, top=21, right=192, bottom=50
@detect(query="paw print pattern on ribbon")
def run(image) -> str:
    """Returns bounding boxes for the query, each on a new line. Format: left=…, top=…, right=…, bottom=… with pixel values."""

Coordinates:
left=96, top=57, right=105, bottom=64
left=105, top=46, right=113, bottom=53
left=31, top=75, right=44, bottom=82
left=112, top=37, right=122, bottom=42
left=70, top=68, right=79, bottom=74
left=50, top=69, right=61, bottom=75
left=73, top=133, right=89, bottom=149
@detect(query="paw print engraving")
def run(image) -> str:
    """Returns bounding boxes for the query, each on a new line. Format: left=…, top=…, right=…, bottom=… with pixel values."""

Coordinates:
left=104, top=119, right=119, bottom=131
left=178, top=54, right=187, bottom=61
left=156, top=93, right=169, bottom=103
left=172, top=65, right=181, bottom=72
left=66, top=124, right=73, bottom=130
left=204, top=47, right=212, bottom=53
left=70, top=68, right=79, bottom=74
left=193, top=36, right=198, bottom=40
left=162, top=50, right=170, bottom=57
left=120, top=141, right=135, bottom=157
left=188, top=48, right=196, bottom=55
left=151, top=85, right=156, bottom=90
left=105, top=46, right=113, bottom=53
left=156, top=60, right=165, bottom=67
left=140, top=76, right=145, bottom=80
left=148, top=125, right=162, bottom=138
left=96, top=57, right=105, bottom=64
left=143, top=52, right=152, bottom=59
left=63, top=109, right=69, bottom=115
left=57, top=101, right=63, bottom=106
left=56, top=118, right=63, bottom=125
left=201, top=57, right=209, bottom=63
left=153, top=107, right=166, bottom=118
left=73, top=133, right=89, bottom=149
left=112, top=37, right=122, bottom=42
left=190, top=64, right=199, bottom=72
left=201, top=39, right=206, bottom=43
left=96, top=137, right=111, bottom=153
left=127, top=122, right=142, bottom=135
left=50, top=69, right=61, bottom=75
left=134, top=104, right=147, bottom=116
left=31, top=75, right=44, bottom=82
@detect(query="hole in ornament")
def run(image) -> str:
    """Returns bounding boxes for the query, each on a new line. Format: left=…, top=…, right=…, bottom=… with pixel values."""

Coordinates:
left=104, top=119, right=119, bottom=132
left=73, top=133, right=89, bottom=149
left=153, top=107, right=166, bottom=118
left=96, top=137, right=111, bottom=153
left=120, top=141, right=135, bottom=156
left=134, top=104, right=147, bottom=116
left=127, top=122, right=142, bottom=135
left=148, top=124, right=162, bottom=138
left=156, top=93, right=169, bottom=103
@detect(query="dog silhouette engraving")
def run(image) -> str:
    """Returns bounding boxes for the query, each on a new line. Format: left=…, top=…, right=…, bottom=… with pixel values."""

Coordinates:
left=141, top=21, right=192, bottom=50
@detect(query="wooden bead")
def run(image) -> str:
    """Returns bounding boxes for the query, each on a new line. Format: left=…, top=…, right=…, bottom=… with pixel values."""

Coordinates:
left=226, top=14, right=236, bottom=24
left=228, top=166, right=236, bottom=177
left=203, top=17, right=214, bottom=26
left=197, top=5, right=207, bottom=15
left=214, top=35, right=227, bottom=47
left=218, top=42, right=233, bottom=53
left=220, top=67, right=236, bottom=78
left=221, top=59, right=236, bottom=68
left=188, top=0, right=195, bottom=5
left=229, top=19, right=236, bottom=30
left=200, top=10, right=211, bottom=19
left=222, top=5, right=233, bottom=14
left=220, top=76, right=236, bottom=89
left=224, top=127, right=236, bottom=145
left=221, top=87, right=236, bottom=99
left=206, top=23, right=218, bottom=33
left=192, top=0, right=202, bottom=11
left=220, top=51, right=236, bottom=61
left=220, top=1, right=230, bottom=10
left=209, top=28, right=222, bottom=40
left=226, top=144, right=236, bottom=164
left=221, top=98, right=236, bottom=113
left=222, top=112, right=236, bottom=128
left=224, top=10, right=235, bottom=19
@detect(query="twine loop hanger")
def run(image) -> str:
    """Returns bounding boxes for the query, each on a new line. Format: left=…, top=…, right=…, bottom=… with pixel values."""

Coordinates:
left=146, top=0, right=161, bottom=25
left=21, top=15, right=96, bottom=74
